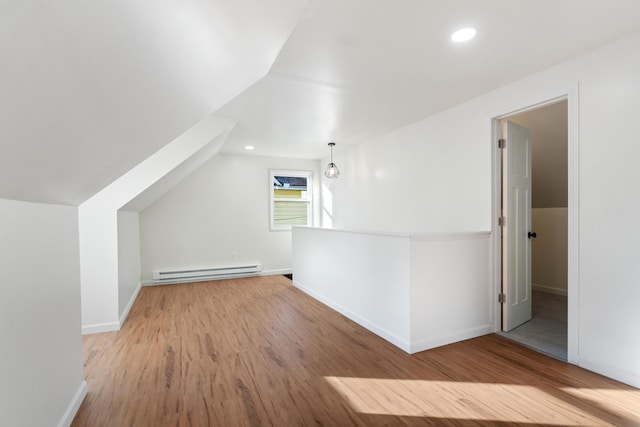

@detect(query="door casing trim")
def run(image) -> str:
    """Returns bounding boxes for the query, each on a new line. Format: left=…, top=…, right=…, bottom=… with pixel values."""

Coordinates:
left=490, top=85, right=579, bottom=364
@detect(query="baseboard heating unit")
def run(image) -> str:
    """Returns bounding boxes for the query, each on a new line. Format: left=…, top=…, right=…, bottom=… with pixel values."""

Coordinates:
left=153, top=264, right=262, bottom=284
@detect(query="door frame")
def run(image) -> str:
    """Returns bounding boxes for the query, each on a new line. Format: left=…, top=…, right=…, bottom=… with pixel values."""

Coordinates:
left=490, top=85, right=579, bottom=364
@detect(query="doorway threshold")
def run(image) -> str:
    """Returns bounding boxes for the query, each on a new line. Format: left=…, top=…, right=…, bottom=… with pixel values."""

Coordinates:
left=496, top=330, right=567, bottom=362
left=498, top=290, right=568, bottom=361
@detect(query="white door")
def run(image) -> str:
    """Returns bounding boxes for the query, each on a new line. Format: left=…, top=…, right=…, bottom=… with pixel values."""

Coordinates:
left=502, top=120, right=533, bottom=332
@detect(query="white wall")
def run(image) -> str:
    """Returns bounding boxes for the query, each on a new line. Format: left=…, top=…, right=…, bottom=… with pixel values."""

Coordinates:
left=531, top=208, right=568, bottom=295
left=0, top=199, right=86, bottom=427
left=140, top=153, right=321, bottom=282
left=0, top=0, right=310, bottom=206
left=292, top=228, right=491, bottom=354
left=118, top=211, right=142, bottom=321
left=322, top=108, right=490, bottom=234
left=509, top=105, right=568, bottom=296
left=324, top=32, right=640, bottom=387
left=79, top=206, right=119, bottom=333
left=576, top=33, right=640, bottom=386
left=80, top=115, right=234, bottom=333
left=410, top=233, right=492, bottom=352
left=509, top=101, right=568, bottom=209
left=293, top=227, right=412, bottom=351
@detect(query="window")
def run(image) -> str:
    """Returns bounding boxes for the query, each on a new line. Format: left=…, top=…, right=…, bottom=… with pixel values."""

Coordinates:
left=270, top=170, right=312, bottom=230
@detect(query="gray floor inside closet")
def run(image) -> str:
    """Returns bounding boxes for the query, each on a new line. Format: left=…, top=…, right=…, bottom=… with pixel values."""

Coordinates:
left=499, top=290, right=568, bottom=361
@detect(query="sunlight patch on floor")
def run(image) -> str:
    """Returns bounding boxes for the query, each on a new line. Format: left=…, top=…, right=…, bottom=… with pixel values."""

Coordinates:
left=560, top=387, right=640, bottom=420
left=325, top=377, right=640, bottom=425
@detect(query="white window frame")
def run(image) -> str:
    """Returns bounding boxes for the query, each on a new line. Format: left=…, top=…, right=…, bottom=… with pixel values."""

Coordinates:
left=269, top=169, right=313, bottom=231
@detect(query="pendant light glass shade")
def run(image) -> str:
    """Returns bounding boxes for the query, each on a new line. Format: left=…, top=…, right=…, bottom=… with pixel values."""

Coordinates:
left=324, top=142, right=340, bottom=179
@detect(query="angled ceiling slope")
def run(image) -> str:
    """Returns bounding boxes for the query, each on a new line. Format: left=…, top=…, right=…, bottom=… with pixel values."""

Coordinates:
left=218, top=0, right=640, bottom=160
left=120, top=117, right=236, bottom=213
left=0, top=0, right=310, bottom=205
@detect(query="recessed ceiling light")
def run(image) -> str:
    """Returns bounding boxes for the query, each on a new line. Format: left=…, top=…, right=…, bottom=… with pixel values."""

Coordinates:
left=244, top=145, right=255, bottom=150
left=451, top=27, right=476, bottom=43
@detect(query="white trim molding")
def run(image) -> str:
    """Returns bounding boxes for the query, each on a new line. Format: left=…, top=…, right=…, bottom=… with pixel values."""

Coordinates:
left=261, top=268, right=293, bottom=277
left=579, top=358, right=640, bottom=389
left=119, top=282, right=142, bottom=327
left=566, top=84, right=580, bottom=365
left=293, top=227, right=491, bottom=356
left=410, top=325, right=492, bottom=354
left=142, top=270, right=292, bottom=287
left=294, top=279, right=411, bottom=353
left=82, top=321, right=119, bottom=335
left=57, top=380, right=87, bottom=427
left=491, top=84, right=580, bottom=364
left=82, top=282, right=143, bottom=334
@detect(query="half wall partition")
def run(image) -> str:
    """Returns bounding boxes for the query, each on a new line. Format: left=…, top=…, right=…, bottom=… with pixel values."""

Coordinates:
left=292, top=227, right=492, bottom=353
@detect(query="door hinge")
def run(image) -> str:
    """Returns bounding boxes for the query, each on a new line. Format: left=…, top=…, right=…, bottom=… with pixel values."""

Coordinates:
left=498, top=138, right=506, bottom=149
left=498, top=293, right=506, bottom=304
left=498, top=216, right=506, bottom=227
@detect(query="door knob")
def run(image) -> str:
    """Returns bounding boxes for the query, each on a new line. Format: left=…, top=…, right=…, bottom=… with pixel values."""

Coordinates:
left=528, top=231, right=537, bottom=239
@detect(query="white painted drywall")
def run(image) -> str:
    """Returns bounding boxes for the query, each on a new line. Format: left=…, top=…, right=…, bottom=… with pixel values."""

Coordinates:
left=323, top=32, right=640, bottom=387
left=118, top=210, right=142, bottom=321
left=79, top=205, right=119, bottom=333
left=139, top=153, right=321, bottom=282
left=292, top=227, right=412, bottom=351
left=509, top=105, right=568, bottom=296
left=531, top=208, right=568, bottom=295
left=292, top=228, right=491, bottom=353
left=575, top=34, right=640, bottom=387
left=321, top=101, right=491, bottom=234
left=0, top=199, right=85, bottom=427
left=80, top=116, right=235, bottom=333
left=0, top=0, right=311, bottom=205
left=509, top=101, right=568, bottom=209
left=410, top=233, right=492, bottom=352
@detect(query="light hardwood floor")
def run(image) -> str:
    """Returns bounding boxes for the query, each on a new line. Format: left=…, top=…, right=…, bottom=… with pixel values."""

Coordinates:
left=72, top=275, right=640, bottom=426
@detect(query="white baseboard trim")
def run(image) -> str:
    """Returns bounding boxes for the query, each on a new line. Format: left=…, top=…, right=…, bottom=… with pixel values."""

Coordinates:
left=57, top=380, right=87, bottom=427
left=409, top=325, right=493, bottom=354
left=261, top=268, right=292, bottom=276
left=142, top=269, right=293, bottom=287
left=82, top=282, right=142, bottom=335
left=142, top=274, right=259, bottom=286
left=82, top=321, right=119, bottom=335
left=579, top=358, right=640, bottom=389
left=119, top=282, right=142, bottom=327
left=533, top=283, right=568, bottom=296
left=293, top=280, right=411, bottom=353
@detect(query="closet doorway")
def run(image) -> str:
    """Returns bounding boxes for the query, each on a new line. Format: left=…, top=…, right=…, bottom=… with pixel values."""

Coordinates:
left=498, top=100, right=569, bottom=361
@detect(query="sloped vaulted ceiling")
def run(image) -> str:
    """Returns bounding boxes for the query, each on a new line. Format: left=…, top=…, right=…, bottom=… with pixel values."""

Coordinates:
left=4, top=0, right=640, bottom=206
left=0, top=0, right=310, bottom=205
left=218, top=0, right=640, bottom=160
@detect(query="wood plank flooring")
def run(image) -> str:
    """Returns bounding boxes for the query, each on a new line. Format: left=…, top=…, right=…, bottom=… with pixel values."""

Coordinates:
left=72, top=275, right=640, bottom=426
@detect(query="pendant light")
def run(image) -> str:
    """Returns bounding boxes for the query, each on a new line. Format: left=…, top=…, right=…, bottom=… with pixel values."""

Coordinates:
left=324, top=142, right=340, bottom=179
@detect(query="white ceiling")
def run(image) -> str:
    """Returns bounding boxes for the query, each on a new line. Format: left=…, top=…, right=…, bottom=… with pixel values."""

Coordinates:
left=218, top=0, right=640, bottom=159
left=0, top=0, right=309, bottom=205
left=3, top=1, right=640, bottom=205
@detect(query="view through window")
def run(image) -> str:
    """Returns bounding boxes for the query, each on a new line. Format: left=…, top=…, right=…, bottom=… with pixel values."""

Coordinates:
left=270, top=170, right=312, bottom=230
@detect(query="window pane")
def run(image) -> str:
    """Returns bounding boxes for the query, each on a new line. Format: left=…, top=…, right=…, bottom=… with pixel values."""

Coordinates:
left=270, top=170, right=312, bottom=230
left=273, top=201, right=308, bottom=226
left=273, top=175, right=307, bottom=200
